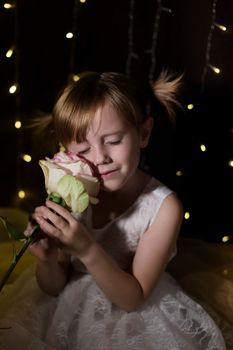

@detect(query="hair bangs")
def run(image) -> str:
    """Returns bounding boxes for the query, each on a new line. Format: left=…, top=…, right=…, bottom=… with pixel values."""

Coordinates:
left=53, top=84, right=105, bottom=146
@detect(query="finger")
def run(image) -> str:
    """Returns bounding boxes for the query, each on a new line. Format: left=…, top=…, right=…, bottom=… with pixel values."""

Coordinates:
left=45, top=200, right=73, bottom=222
left=39, top=237, right=50, bottom=249
left=34, top=214, right=64, bottom=241
left=24, top=222, right=37, bottom=237
left=37, top=206, right=69, bottom=230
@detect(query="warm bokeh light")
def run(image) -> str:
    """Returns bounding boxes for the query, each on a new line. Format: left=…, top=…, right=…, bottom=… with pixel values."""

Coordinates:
left=66, top=32, right=74, bottom=39
left=9, top=84, right=17, bottom=94
left=6, top=47, right=14, bottom=58
left=4, top=3, right=15, bottom=9
left=22, top=154, right=32, bottom=162
left=200, top=144, right=206, bottom=152
left=72, top=74, right=80, bottom=82
left=222, top=235, right=230, bottom=243
left=209, top=65, right=221, bottom=74
left=14, top=120, right=21, bottom=129
left=214, top=23, right=227, bottom=31
left=187, top=103, right=194, bottom=110
left=18, top=190, right=25, bottom=199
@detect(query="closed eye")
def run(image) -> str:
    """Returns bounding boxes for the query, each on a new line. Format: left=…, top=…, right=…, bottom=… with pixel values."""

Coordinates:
left=77, top=148, right=90, bottom=155
left=107, top=139, right=122, bottom=145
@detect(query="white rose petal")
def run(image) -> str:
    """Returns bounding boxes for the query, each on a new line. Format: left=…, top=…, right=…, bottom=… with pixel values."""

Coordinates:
left=39, top=151, right=100, bottom=213
left=39, top=160, right=67, bottom=193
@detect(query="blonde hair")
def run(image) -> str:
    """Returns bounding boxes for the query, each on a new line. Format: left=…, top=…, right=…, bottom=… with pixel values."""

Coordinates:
left=34, top=70, right=182, bottom=149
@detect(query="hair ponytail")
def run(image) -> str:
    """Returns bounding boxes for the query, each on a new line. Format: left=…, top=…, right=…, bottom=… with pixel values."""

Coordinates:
left=151, top=70, right=183, bottom=120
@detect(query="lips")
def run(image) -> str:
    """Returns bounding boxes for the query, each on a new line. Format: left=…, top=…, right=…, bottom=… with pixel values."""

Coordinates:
left=99, top=169, right=118, bottom=178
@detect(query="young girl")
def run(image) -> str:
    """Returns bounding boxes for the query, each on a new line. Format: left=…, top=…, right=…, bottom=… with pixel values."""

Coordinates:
left=0, top=71, right=226, bottom=349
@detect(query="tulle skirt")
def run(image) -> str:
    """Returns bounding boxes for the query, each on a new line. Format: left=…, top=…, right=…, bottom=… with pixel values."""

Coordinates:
left=0, top=265, right=227, bottom=350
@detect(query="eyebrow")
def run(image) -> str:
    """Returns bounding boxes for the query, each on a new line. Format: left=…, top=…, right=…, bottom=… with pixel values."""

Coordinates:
left=102, top=131, right=124, bottom=137
left=76, top=132, right=123, bottom=145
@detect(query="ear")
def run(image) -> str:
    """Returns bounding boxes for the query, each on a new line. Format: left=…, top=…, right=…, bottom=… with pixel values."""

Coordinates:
left=139, top=117, right=154, bottom=148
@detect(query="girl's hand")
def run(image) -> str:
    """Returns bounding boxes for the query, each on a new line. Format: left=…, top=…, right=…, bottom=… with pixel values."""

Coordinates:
left=34, top=200, right=94, bottom=258
left=24, top=217, right=59, bottom=263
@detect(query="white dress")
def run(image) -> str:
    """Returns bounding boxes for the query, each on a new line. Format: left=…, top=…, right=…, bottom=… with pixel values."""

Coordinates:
left=0, top=177, right=226, bottom=350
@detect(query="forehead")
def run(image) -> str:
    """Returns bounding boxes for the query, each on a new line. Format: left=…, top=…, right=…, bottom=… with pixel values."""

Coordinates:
left=87, top=102, right=127, bottom=137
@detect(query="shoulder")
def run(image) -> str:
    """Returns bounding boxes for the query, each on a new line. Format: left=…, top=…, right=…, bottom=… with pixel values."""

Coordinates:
left=144, top=177, right=173, bottom=200
left=159, top=193, right=184, bottom=220
left=149, top=192, right=184, bottom=242
left=142, top=177, right=181, bottom=222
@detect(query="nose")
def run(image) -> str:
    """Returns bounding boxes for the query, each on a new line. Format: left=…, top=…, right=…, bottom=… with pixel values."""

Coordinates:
left=93, top=145, right=111, bottom=166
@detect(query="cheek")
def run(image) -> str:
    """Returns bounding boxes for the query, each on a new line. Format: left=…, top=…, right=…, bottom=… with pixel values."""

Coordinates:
left=121, top=142, right=140, bottom=167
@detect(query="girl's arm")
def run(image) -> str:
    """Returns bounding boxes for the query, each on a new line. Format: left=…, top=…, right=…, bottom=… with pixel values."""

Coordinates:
left=35, top=248, right=70, bottom=296
left=81, top=193, right=183, bottom=311
left=25, top=221, right=70, bottom=296
left=35, top=194, right=183, bottom=310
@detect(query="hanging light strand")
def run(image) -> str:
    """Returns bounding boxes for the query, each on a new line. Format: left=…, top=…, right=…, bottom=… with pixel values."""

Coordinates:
left=10, top=0, right=23, bottom=197
left=147, top=2, right=172, bottom=83
left=126, top=0, right=138, bottom=77
left=147, top=0, right=162, bottom=83
left=200, top=0, right=218, bottom=93
left=68, top=0, right=79, bottom=82
left=14, top=0, right=20, bottom=119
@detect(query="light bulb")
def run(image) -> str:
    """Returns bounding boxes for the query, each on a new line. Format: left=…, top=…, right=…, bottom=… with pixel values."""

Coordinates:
left=14, top=120, right=21, bottom=129
left=18, top=190, right=25, bottom=199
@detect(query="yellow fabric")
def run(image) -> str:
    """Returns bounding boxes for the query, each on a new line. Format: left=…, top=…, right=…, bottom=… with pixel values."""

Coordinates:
left=0, top=207, right=35, bottom=286
left=0, top=241, right=35, bottom=285
left=168, top=238, right=233, bottom=327
left=0, top=207, right=29, bottom=241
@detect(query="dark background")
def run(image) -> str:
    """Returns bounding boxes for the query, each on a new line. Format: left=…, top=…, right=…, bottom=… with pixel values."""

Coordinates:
left=0, top=0, right=232, bottom=243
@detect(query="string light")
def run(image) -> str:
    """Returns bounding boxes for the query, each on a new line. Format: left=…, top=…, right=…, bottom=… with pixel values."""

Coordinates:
left=6, top=46, right=14, bottom=58
left=148, top=2, right=172, bottom=82
left=17, top=190, right=25, bottom=199
left=66, top=32, right=74, bottom=39
left=187, top=103, right=194, bottom=110
left=228, top=160, right=233, bottom=167
left=200, top=144, right=207, bottom=152
left=184, top=212, right=190, bottom=220
left=161, top=7, right=172, bottom=13
left=3, top=3, right=15, bottom=9
left=126, top=1, right=172, bottom=80
left=222, top=235, right=230, bottom=243
left=126, top=0, right=136, bottom=77
left=14, top=120, right=21, bottom=129
left=200, top=0, right=227, bottom=92
left=22, top=154, right=32, bottom=163
left=68, top=0, right=79, bottom=81
left=176, top=170, right=183, bottom=176
left=208, top=64, right=221, bottom=74
left=6, top=0, right=25, bottom=204
left=72, top=74, right=80, bottom=82
left=9, top=83, right=18, bottom=94
left=214, top=23, right=227, bottom=32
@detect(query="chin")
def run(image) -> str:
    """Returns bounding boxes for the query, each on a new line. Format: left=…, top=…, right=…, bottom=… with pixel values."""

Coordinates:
left=100, top=179, right=129, bottom=193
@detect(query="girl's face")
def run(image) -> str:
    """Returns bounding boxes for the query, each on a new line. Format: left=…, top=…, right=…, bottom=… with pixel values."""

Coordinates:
left=67, top=102, right=152, bottom=192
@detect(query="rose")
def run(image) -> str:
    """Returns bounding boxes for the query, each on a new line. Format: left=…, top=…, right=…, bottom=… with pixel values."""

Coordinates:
left=0, top=152, right=100, bottom=292
left=39, top=151, right=100, bottom=213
